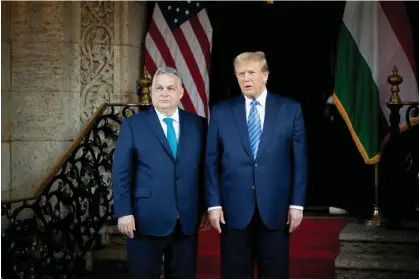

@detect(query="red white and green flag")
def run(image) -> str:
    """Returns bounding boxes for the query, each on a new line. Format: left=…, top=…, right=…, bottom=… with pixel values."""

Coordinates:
left=333, top=1, right=419, bottom=164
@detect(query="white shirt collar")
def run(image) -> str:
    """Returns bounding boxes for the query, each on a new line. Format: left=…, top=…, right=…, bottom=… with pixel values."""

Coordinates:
left=154, top=107, right=180, bottom=123
left=244, top=87, right=267, bottom=107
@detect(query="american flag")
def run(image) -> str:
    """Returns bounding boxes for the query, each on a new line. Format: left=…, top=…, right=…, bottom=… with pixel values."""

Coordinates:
left=144, top=1, right=213, bottom=118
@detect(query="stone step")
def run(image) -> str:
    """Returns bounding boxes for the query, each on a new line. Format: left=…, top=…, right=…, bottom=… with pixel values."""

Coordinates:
left=335, top=252, right=419, bottom=278
left=336, top=222, right=419, bottom=278
left=339, top=222, right=419, bottom=244
left=84, top=260, right=130, bottom=279
left=338, top=222, right=419, bottom=255
left=93, top=242, right=127, bottom=262
left=98, top=224, right=126, bottom=245
left=340, top=240, right=419, bottom=256
left=335, top=269, right=419, bottom=279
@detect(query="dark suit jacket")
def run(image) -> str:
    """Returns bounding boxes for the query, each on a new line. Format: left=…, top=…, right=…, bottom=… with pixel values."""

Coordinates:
left=205, top=92, right=308, bottom=230
left=112, top=107, right=207, bottom=236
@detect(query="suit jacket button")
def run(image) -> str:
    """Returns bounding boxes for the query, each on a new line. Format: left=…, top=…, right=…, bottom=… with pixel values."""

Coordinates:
left=254, top=163, right=258, bottom=167
left=252, top=186, right=255, bottom=190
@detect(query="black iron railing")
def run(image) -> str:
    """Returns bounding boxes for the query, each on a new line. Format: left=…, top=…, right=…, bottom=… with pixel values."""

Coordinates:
left=383, top=67, right=419, bottom=227
left=1, top=104, right=149, bottom=279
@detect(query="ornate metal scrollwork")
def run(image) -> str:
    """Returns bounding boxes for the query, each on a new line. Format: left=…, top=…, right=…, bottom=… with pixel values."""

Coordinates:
left=405, top=103, right=419, bottom=129
left=1, top=104, right=143, bottom=279
left=385, top=66, right=419, bottom=226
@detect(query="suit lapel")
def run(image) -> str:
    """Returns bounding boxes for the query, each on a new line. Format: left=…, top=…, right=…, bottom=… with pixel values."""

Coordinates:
left=177, top=109, right=190, bottom=162
left=256, top=92, right=279, bottom=160
left=145, top=108, right=175, bottom=161
left=232, top=96, right=253, bottom=161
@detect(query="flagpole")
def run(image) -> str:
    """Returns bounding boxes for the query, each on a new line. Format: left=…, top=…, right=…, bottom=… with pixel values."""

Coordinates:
left=364, top=66, right=406, bottom=227
left=364, top=163, right=383, bottom=226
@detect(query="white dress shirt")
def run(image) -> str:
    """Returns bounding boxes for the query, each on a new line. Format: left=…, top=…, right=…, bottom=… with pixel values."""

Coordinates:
left=208, top=88, right=304, bottom=212
left=155, top=107, right=180, bottom=142
left=244, top=87, right=267, bottom=129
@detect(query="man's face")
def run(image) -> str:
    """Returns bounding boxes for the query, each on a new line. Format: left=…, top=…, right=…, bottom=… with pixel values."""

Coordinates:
left=235, top=60, right=269, bottom=99
left=151, top=74, right=184, bottom=112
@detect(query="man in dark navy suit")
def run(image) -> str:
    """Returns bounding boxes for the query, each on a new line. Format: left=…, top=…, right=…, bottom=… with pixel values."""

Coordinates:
left=112, top=66, right=210, bottom=279
left=205, top=51, right=308, bottom=279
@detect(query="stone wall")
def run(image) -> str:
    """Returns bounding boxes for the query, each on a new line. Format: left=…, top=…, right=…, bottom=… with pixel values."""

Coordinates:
left=1, top=1, right=147, bottom=200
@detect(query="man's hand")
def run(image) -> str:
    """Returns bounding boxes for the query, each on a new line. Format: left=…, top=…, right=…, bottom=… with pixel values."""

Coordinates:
left=118, top=215, right=136, bottom=238
left=287, top=208, right=303, bottom=233
left=199, top=213, right=212, bottom=232
left=208, top=208, right=225, bottom=233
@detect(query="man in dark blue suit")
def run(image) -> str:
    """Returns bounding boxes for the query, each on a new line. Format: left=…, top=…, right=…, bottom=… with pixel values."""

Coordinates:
left=112, top=67, right=210, bottom=279
left=205, top=51, right=308, bottom=279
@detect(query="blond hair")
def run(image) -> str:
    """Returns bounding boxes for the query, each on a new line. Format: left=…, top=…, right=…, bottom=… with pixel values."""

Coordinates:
left=233, top=51, right=269, bottom=73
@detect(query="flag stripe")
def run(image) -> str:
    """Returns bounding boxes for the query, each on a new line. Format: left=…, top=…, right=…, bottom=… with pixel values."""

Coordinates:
left=334, top=22, right=381, bottom=163
left=197, top=8, right=213, bottom=51
left=342, top=3, right=379, bottom=85
left=180, top=21, right=208, bottom=82
left=375, top=2, right=419, bottom=128
left=196, top=9, right=213, bottom=107
left=151, top=5, right=206, bottom=117
left=144, top=2, right=212, bottom=118
left=149, top=7, right=201, bottom=114
left=180, top=21, right=208, bottom=116
left=145, top=40, right=164, bottom=72
left=144, top=49, right=157, bottom=76
left=380, top=2, right=417, bottom=77
left=334, top=1, right=419, bottom=164
left=148, top=19, right=176, bottom=68
left=145, top=47, right=197, bottom=114
left=189, top=13, right=211, bottom=73
left=146, top=27, right=197, bottom=114
left=343, top=1, right=419, bottom=128
left=172, top=28, right=208, bottom=117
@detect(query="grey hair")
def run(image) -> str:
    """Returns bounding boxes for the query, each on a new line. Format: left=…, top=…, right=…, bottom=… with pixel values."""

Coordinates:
left=152, top=66, right=183, bottom=88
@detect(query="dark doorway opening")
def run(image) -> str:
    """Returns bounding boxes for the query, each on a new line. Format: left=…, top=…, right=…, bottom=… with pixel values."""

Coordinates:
left=146, top=1, right=419, bottom=217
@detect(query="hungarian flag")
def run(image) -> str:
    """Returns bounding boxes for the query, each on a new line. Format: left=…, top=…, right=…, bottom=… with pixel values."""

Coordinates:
left=333, top=1, right=419, bottom=164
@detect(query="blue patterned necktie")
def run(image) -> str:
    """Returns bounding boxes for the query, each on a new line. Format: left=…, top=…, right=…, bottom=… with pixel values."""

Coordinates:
left=163, top=118, right=177, bottom=158
left=248, top=100, right=262, bottom=159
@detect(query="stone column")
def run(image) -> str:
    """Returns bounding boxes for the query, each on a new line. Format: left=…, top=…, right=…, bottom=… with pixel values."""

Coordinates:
left=2, top=1, right=147, bottom=200
left=2, top=1, right=12, bottom=200
left=80, top=1, right=147, bottom=122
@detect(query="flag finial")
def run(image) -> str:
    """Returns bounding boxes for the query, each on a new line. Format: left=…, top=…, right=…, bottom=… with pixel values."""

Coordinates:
left=138, top=73, right=152, bottom=107
left=387, top=65, right=403, bottom=104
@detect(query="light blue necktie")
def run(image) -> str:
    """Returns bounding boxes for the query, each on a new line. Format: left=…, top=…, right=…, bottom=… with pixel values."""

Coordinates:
left=163, top=118, right=177, bottom=158
left=248, top=100, right=262, bottom=159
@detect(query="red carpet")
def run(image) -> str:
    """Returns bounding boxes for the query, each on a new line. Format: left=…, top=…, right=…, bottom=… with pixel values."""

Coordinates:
left=195, top=218, right=347, bottom=279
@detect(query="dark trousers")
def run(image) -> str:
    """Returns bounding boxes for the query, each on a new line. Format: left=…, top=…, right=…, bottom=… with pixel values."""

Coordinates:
left=127, top=220, right=198, bottom=279
left=220, top=207, right=290, bottom=279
